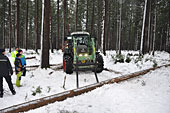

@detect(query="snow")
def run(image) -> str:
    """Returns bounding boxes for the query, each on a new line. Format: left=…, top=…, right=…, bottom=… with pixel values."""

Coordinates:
left=26, top=67, right=170, bottom=113
left=0, top=50, right=170, bottom=112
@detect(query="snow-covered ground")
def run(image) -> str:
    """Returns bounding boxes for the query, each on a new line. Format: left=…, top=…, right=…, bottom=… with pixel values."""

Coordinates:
left=27, top=67, right=170, bottom=113
left=0, top=50, right=170, bottom=112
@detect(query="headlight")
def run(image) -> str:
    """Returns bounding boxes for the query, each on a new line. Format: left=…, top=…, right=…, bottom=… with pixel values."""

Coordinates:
left=84, top=53, right=88, bottom=57
left=79, top=54, right=83, bottom=56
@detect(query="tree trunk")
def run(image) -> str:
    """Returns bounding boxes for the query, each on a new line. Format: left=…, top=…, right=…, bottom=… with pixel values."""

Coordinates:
left=16, top=0, right=20, bottom=47
left=168, top=1, right=170, bottom=53
left=56, top=0, right=60, bottom=50
left=116, top=0, right=119, bottom=53
left=35, top=0, right=39, bottom=53
left=106, top=1, right=111, bottom=50
left=96, top=0, right=102, bottom=50
left=149, top=15, right=153, bottom=54
left=152, top=6, right=156, bottom=55
left=118, top=1, right=122, bottom=55
left=41, top=0, right=50, bottom=68
left=140, top=0, right=152, bottom=55
left=24, top=0, right=29, bottom=50
left=135, top=30, right=139, bottom=50
left=159, top=29, right=163, bottom=51
left=49, top=1, right=54, bottom=53
left=147, top=0, right=152, bottom=53
left=9, top=0, right=12, bottom=52
left=13, top=1, right=16, bottom=46
left=103, top=0, right=108, bottom=56
left=62, top=0, right=67, bottom=48
left=128, top=7, right=132, bottom=50
left=75, top=0, right=78, bottom=31
left=67, top=1, right=70, bottom=35
left=3, top=0, right=6, bottom=48
left=86, top=0, right=89, bottom=32
left=90, top=0, right=95, bottom=36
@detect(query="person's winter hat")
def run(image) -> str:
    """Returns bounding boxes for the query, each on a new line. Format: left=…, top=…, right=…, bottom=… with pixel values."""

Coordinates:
left=18, top=49, right=23, bottom=53
left=16, top=53, right=21, bottom=57
left=0, top=49, right=5, bottom=54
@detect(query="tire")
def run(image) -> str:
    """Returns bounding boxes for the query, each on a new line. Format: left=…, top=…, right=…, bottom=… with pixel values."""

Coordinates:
left=96, top=54, right=104, bottom=73
left=63, top=55, right=73, bottom=74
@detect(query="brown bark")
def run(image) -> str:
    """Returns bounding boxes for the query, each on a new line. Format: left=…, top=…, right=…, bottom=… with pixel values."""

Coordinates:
left=152, top=6, right=157, bottom=56
left=9, top=0, right=12, bottom=52
left=16, top=0, right=20, bottom=47
left=57, top=0, right=60, bottom=50
left=118, top=1, right=122, bottom=55
left=86, top=0, right=89, bottom=32
left=35, top=0, right=39, bottom=53
left=90, top=0, right=95, bottom=36
left=168, top=1, right=170, bottom=53
left=116, top=0, right=119, bottom=53
left=103, top=0, right=108, bottom=56
left=147, top=0, right=152, bottom=53
left=96, top=0, right=101, bottom=50
left=75, top=0, right=78, bottom=31
left=24, top=0, right=29, bottom=50
left=41, top=0, right=50, bottom=68
left=49, top=1, right=54, bottom=53
left=142, top=0, right=152, bottom=54
left=62, top=0, right=67, bottom=47
left=3, top=0, right=6, bottom=48
left=67, top=0, right=70, bottom=35
left=106, top=1, right=111, bottom=50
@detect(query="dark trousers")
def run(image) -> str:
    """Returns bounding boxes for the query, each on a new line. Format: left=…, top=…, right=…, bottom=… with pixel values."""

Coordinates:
left=0, top=76, right=15, bottom=94
left=22, top=67, right=26, bottom=76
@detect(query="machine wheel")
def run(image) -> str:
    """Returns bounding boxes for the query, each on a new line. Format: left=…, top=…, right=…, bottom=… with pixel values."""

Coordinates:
left=63, top=55, right=73, bottom=74
left=96, top=54, right=104, bottom=73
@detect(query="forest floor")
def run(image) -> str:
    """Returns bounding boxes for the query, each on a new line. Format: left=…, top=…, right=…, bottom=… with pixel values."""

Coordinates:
left=0, top=50, right=170, bottom=113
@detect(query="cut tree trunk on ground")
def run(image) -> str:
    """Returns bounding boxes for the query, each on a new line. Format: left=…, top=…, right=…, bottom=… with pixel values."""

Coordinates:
left=103, top=68, right=122, bottom=74
left=25, top=56, right=36, bottom=60
left=12, top=63, right=63, bottom=71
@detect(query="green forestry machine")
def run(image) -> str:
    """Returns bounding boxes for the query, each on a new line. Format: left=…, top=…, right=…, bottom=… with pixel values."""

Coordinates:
left=63, top=31, right=104, bottom=88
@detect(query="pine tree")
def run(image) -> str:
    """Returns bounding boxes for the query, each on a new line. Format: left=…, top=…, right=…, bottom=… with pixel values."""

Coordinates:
left=24, top=0, right=29, bottom=50
left=16, top=0, right=20, bottom=47
left=57, top=0, right=60, bottom=50
left=75, top=0, right=78, bottom=31
left=140, top=0, right=152, bottom=55
left=103, top=0, right=108, bottom=56
left=41, top=0, right=50, bottom=68
left=118, top=0, right=122, bottom=55
left=35, top=0, right=39, bottom=53
left=9, top=0, right=12, bottom=52
left=2, top=0, right=6, bottom=48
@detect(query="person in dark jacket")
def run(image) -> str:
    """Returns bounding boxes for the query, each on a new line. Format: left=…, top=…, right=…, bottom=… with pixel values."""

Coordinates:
left=0, top=49, right=16, bottom=98
left=14, top=53, right=23, bottom=87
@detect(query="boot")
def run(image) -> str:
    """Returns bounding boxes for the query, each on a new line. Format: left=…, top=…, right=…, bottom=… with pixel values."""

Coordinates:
left=11, top=90, right=16, bottom=95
